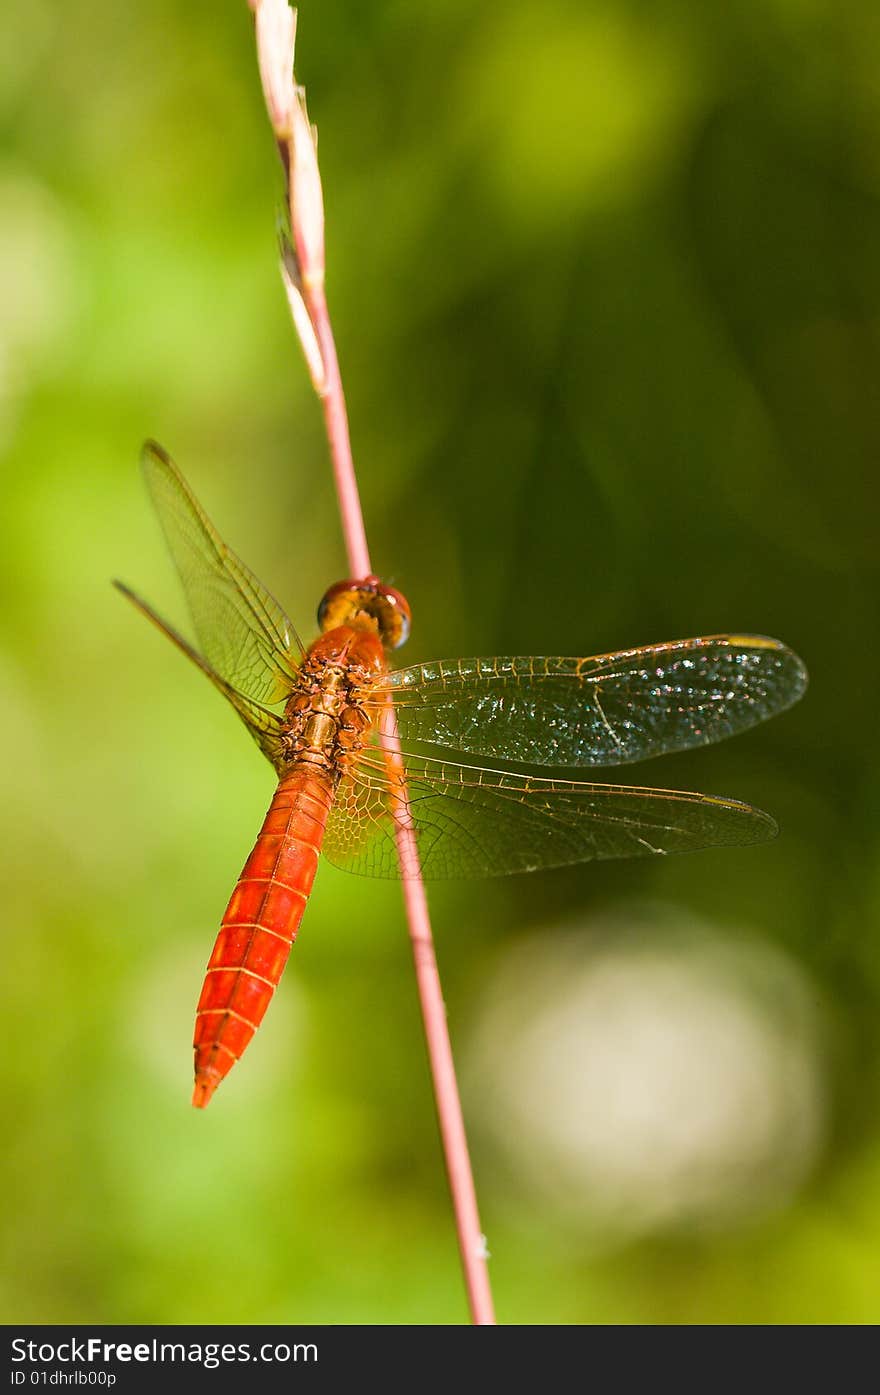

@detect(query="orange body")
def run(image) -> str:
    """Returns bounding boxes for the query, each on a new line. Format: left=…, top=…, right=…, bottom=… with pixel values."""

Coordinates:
left=192, top=764, right=332, bottom=1106
left=192, top=625, right=386, bottom=1107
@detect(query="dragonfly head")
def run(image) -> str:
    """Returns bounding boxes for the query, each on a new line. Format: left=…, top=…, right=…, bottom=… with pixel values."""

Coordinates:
left=317, top=577, right=411, bottom=651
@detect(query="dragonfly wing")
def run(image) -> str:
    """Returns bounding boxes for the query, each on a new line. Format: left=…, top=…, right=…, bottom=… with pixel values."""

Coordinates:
left=114, top=581, right=286, bottom=765
left=381, top=638, right=807, bottom=767
left=324, top=751, right=777, bottom=880
left=141, top=441, right=301, bottom=704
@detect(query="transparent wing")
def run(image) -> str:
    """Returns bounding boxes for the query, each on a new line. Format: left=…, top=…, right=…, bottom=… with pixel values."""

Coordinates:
left=324, top=750, right=777, bottom=880
left=376, top=637, right=807, bottom=768
left=141, top=440, right=301, bottom=703
left=114, top=582, right=287, bottom=765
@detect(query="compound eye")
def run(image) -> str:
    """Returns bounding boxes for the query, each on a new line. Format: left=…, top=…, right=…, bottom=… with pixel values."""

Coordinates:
left=317, top=578, right=412, bottom=651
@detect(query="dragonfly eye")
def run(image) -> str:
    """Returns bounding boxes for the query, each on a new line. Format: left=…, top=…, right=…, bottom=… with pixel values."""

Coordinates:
left=317, top=578, right=411, bottom=650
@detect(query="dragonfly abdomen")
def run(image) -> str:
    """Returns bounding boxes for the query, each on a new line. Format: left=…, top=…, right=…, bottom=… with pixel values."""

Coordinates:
left=192, top=764, right=333, bottom=1108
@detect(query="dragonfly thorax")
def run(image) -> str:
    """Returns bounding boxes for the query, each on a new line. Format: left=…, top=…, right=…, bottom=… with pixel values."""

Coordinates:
left=280, top=637, right=380, bottom=772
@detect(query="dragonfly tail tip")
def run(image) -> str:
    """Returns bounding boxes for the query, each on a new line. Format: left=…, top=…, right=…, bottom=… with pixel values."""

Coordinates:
left=191, top=1077, right=218, bottom=1109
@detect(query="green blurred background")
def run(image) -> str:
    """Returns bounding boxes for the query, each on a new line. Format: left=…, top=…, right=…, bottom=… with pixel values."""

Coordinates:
left=2, top=0, right=879, bottom=1324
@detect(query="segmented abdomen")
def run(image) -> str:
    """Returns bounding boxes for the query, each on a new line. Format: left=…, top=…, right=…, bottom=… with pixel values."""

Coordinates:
left=192, top=764, right=333, bottom=1108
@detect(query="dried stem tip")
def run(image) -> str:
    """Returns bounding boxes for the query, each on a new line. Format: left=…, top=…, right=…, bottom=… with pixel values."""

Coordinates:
left=252, top=0, right=327, bottom=394
left=253, top=0, right=297, bottom=138
left=253, top=1, right=325, bottom=292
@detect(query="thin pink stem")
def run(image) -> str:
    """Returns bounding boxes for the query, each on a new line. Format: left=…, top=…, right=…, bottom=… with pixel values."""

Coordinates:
left=305, top=281, right=496, bottom=1326
left=249, top=0, right=495, bottom=1324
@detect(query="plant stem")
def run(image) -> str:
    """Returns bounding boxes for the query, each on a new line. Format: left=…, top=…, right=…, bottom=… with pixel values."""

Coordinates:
left=249, top=0, right=495, bottom=1326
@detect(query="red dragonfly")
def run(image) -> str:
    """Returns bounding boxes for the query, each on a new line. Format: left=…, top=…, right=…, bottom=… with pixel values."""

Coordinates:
left=116, top=442, right=807, bottom=1108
